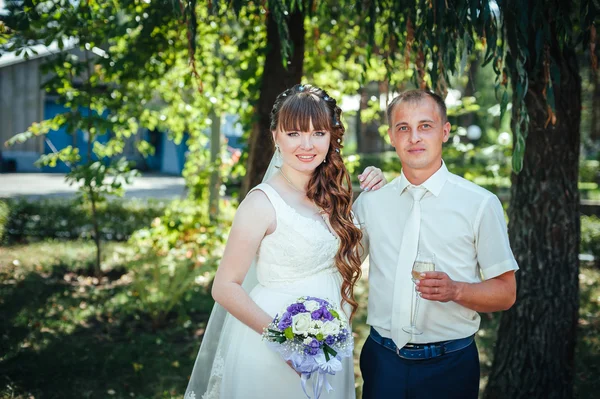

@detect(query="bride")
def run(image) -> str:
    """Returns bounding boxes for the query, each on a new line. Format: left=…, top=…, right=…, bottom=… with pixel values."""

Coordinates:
left=185, top=84, right=385, bottom=398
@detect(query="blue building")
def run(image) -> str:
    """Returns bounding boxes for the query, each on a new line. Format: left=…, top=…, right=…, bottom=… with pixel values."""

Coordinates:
left=0, top=42, right=244, bottom=175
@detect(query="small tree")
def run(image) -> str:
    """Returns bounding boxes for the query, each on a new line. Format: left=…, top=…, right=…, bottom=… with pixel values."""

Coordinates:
left=0, top=1, right=204, bottom=273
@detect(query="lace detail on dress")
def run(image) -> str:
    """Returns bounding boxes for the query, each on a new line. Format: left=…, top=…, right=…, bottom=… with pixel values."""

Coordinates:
left=199, top=351, right=225, bottom=399
left=250, top=184, right=340, bottom=287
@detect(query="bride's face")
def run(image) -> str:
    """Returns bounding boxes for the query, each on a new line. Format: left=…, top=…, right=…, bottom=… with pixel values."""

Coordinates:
left=273, top=119, right=331, bottom=174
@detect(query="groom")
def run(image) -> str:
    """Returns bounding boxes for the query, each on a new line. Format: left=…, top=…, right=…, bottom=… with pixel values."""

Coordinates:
left=353, top=89, right=518, bottom=399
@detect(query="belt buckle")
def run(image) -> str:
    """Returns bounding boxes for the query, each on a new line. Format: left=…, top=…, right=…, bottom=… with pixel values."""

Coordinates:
left=396, top=343, right=416, bottom=358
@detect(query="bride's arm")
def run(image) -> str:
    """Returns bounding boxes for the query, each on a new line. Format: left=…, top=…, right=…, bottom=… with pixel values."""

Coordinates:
left=211, top=190, right=276, bottom=335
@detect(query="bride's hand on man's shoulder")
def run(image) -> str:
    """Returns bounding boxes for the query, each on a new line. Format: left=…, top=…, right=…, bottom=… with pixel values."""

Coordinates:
left=358, top=166, right=386, bottom=192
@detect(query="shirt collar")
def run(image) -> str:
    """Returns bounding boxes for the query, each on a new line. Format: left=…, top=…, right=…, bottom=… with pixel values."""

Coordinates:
left=396, top=160, right=450, bottom=197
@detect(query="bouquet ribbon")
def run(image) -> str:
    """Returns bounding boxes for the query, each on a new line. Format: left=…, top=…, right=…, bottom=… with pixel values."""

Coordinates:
left=293, top=353, right=342, bottom=399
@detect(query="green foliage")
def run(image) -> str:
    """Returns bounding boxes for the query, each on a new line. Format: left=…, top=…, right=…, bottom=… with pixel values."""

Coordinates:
left=1, top=0, right=181, bottom=272
left=0, top=200, right=8, bottom=242
left=1, top=1, right=255, bottom=272
left=239, top=0, right=599, bottom=174
left=65, top=158, right=140, bottom=203
left=580, top=160, right=600, bottom=183
left=581, top=215, right=600, bottom=261
left=125, top=199, right=233, bottom=326
left=1, top=198, right=167, bottom=243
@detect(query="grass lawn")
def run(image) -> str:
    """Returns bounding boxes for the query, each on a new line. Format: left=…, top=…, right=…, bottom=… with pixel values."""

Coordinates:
left=1, top=240, right=599, bottom=398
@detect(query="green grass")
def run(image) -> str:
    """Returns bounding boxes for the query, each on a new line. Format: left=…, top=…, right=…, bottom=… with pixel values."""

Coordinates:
left=0, top=241, right=214, bottom=399
left=1, top=241, right=599, bottom=398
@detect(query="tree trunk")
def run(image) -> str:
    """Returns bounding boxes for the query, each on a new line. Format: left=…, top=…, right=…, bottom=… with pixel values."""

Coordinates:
left=484, top=17, right=581, bottom=399
left=209, top=107, right=221, bottom=221
left=590, top=69, right=600, bottom=141
left=356, top=82, right=385, bottom=153
left=460, top=55, right=479, bottom=128
left=90, top=188, right=102, bottom=276
left=241, top=9, right=305, bottom=197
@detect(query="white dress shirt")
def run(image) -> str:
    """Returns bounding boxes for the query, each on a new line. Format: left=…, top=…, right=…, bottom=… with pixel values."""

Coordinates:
left=353, top=161, right=518, bottom=344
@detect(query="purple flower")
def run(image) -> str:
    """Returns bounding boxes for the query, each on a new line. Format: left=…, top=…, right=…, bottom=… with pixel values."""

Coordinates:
left=325, top=335, right=335, bottom=345
left=336, top=329, right=348, bottom=341
left=277, top=312, right=292, bottom=330
left=304, top=338, right=321, bottom=356
left=311, top=306, right=333, bottom=320
left=286, top=303, right=306, bottom=316
left=305, top=347, right=319, bottom=355
left=311, top=308, right=323, bottom=320
left=322, top=308, right=334, bottom=321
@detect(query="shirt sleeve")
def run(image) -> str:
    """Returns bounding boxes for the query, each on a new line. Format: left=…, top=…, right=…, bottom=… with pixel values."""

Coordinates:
left=352, top=193, right=370, bottom=263
left=475, top=195, right=519, bottom=280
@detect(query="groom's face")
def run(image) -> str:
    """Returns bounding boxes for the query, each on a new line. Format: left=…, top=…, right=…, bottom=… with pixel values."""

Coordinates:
left=387, top=97, right=450, bottom=176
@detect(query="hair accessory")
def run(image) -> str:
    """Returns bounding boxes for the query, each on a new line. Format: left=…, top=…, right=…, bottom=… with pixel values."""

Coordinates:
left=323, top=95, right=331, bottom=101
left=298, top=85, right=305, bottom=92
left=282, top=93, right=287, bottom=97
left=334, top=121, right=340, bottom=127
left=337, top=138, right=341, bottom=143
left=335, top=148, right=340, bottom=153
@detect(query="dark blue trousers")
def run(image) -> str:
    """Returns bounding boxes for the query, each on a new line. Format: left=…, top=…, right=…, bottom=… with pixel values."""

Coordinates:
left=360, top=335, right=480, bottom=399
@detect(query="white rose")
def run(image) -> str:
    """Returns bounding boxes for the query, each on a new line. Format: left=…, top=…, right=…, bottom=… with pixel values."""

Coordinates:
left=292, top=313, right=312, bottom=335
left=303, top=337, right=314, bottom=345
left=304, top=300, right=320, bottom=312
left=308, top=320, right=324, bottom=335
left=322, top=320, right=341, bottom=336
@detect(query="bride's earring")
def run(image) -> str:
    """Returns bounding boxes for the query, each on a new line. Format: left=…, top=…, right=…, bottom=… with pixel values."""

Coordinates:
left=275, top=144, right=281, bottom=161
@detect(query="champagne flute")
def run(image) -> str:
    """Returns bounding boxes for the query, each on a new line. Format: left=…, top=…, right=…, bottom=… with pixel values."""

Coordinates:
left=402, top=252, right=435, bottom=335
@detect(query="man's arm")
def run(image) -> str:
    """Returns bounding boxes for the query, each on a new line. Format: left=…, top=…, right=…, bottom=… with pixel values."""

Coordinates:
left=416, top=270, right=516, bottom=312
left=417, top=195, right=518, bottom=312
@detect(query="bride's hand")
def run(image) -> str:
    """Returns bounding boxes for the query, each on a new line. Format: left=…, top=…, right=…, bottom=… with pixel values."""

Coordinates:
left=358, top=166, right=386, bottom=191
left=287, top=360, right=301, bottom=377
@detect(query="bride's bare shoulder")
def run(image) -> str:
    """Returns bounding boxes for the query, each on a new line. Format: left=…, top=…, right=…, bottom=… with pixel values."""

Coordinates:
left=236, top=187, right=276, bottom=220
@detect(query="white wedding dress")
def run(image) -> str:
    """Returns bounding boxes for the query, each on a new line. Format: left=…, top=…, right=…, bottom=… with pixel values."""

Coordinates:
left=185, top=183, right=356, bottom=399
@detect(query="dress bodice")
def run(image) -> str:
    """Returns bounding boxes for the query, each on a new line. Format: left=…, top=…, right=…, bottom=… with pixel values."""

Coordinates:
left=249, top=183, right=340, bottom=286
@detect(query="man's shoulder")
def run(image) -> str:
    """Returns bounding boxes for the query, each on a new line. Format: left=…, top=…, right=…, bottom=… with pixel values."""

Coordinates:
left=357, top=178, right=399, bottom=203
left=445, top=172, right=497, bottom=202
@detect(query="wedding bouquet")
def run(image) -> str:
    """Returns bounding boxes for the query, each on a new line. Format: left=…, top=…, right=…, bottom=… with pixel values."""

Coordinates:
left=262, top=296, right=353, bottom=399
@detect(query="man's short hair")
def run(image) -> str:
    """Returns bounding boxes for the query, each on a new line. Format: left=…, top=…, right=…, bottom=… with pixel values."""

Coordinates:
left=386, top=89, right=448, bottom=125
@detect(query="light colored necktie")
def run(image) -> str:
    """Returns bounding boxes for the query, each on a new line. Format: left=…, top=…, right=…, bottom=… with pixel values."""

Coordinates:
left=391, top=186, right=427, bottom=348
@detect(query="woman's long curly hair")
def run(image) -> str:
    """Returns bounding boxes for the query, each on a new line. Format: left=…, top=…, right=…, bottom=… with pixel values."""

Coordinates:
left=270, top=84, right=363, bottom=321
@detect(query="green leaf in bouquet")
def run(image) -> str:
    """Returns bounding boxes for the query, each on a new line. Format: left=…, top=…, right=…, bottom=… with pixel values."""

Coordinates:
left=284, top=327, right=294, bottom=340
left=329, top=309, right=340, bottom=320
left=323, top=344, right=338, bottom=362
left=266, top=329, right=286, bottom=343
